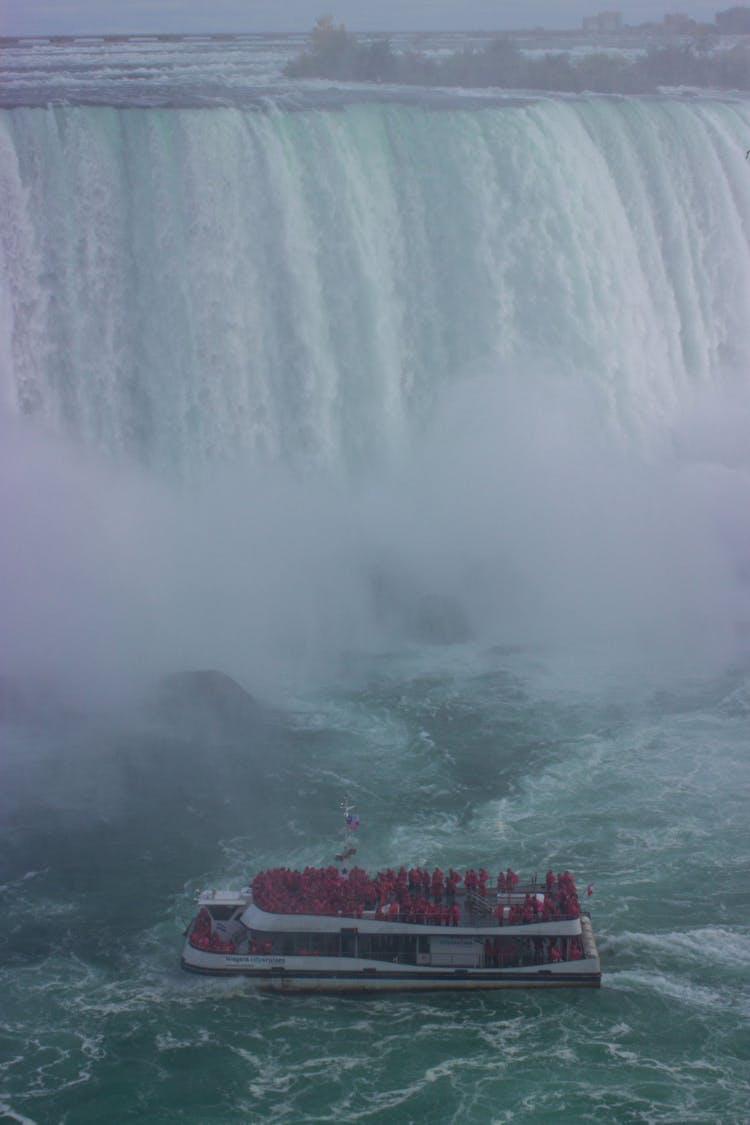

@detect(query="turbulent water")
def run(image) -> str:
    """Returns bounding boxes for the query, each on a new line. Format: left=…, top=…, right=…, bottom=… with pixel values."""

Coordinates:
left=1, top=36, right=750, bottom=1124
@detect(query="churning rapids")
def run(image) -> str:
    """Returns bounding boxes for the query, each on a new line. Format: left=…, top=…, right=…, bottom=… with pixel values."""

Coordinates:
left=1, top=35, right=749, bottom=1124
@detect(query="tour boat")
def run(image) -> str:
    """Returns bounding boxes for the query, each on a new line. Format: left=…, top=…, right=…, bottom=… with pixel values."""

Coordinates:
left=181, top=800, right=601, bottom=992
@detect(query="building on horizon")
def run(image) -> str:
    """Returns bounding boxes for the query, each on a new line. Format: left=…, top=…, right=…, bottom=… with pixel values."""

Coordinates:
left=663, top=13, right=697, bottom=32
left=715, top=5, right=750, bottom=32
left=582, top=11, right=623, bottom=34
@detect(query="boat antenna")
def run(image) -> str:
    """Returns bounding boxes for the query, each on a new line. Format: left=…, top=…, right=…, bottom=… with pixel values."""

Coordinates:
left=335, top=793, right=359, bottom=867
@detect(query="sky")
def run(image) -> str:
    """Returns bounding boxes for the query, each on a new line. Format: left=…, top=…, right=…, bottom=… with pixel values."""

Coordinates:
left=0, top=0, right=729, bottom=37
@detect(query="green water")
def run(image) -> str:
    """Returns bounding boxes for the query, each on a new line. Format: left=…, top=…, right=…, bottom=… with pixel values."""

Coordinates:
left=2, top=647, right=749, bottom=1123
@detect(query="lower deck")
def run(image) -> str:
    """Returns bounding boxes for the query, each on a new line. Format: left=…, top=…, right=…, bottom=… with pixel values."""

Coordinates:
left=190, top=905, right=596, bottom=961
left=182, top=914, right=601, bottom=990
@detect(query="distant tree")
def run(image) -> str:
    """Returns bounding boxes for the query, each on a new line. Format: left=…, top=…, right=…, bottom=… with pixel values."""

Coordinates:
left=527, top=52, right=580, bottom=92
left=285, top=17, right=397, bottom=81
left=576, top=52, right=647, bottom=94
left=712, top=43, right=750, bottom=88
left=362, top=37, right=395, bottom=82
left=285, top=15, right=354, bottom=78
left=311, top=14, right=349, bottom=55
left=475, top=37, right=524, bottom=87
left=399, top=50, right=440, bottom=85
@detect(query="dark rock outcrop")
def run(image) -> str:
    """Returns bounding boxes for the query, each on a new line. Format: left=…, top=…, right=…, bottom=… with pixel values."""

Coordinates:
left=151, top=669, right=263, bottom=734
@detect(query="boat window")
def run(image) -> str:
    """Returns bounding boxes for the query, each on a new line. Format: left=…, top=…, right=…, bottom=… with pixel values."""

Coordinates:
left=251, top=931, right=340, bottom=956
left=340, top=932, right=357, bottom=957
left=357, top=934, right=418, bottom=964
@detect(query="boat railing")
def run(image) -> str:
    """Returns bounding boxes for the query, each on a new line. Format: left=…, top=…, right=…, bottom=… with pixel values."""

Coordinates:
left=464, top=889, right=495, bottom=918
left=247, top=904, right=581, bottom=926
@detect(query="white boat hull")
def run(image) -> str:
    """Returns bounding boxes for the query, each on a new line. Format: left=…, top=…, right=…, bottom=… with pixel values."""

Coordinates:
left=181, top=945, right=601, bottom=990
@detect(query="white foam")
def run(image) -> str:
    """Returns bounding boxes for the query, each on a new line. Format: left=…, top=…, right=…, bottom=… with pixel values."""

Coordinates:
left=0, top=1103, right=38, bottom=1125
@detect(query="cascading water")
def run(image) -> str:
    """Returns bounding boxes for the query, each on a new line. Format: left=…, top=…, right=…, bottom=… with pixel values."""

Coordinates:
left=2, top=95, right=750, bottom=693
left=1, top=40, right=749, bottom=1123
left=3, top=98, right=750, bottom=471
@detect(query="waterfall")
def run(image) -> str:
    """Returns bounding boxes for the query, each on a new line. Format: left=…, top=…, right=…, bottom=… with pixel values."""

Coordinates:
left=2, top=97, right=749, bottom=476
left=1, top=95, right=749, bottom=691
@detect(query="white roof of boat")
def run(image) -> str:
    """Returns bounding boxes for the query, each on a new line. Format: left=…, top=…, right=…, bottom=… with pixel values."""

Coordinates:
left=196, top=889, right=250, bottom=906
left=240, top=902, right=582, bottom=938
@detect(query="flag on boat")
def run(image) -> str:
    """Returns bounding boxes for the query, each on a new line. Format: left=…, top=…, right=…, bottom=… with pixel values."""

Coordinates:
left=346, top=814, right=360, bottom=829
left=586, top=883, right=594, bottom=896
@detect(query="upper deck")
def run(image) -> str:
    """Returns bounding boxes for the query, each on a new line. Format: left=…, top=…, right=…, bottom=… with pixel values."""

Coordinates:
left=196, top=864, right=585, bottom=937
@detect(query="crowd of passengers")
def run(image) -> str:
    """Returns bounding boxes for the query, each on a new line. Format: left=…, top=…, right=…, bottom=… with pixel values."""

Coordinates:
left=189, top=906, right=239, bottom=953
left=189, top=909, right=277, bottom=954
left=249, top=864, right=580, bottom=924
left=484, top=935, right=585, bottom=966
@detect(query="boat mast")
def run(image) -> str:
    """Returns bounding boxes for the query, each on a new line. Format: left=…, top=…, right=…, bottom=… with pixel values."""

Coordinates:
left=335, top=793, right=358, bottom=868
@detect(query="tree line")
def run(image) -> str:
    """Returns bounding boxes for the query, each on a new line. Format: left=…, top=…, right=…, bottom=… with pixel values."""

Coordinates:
left=285, top=17, right=750, bottom=93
